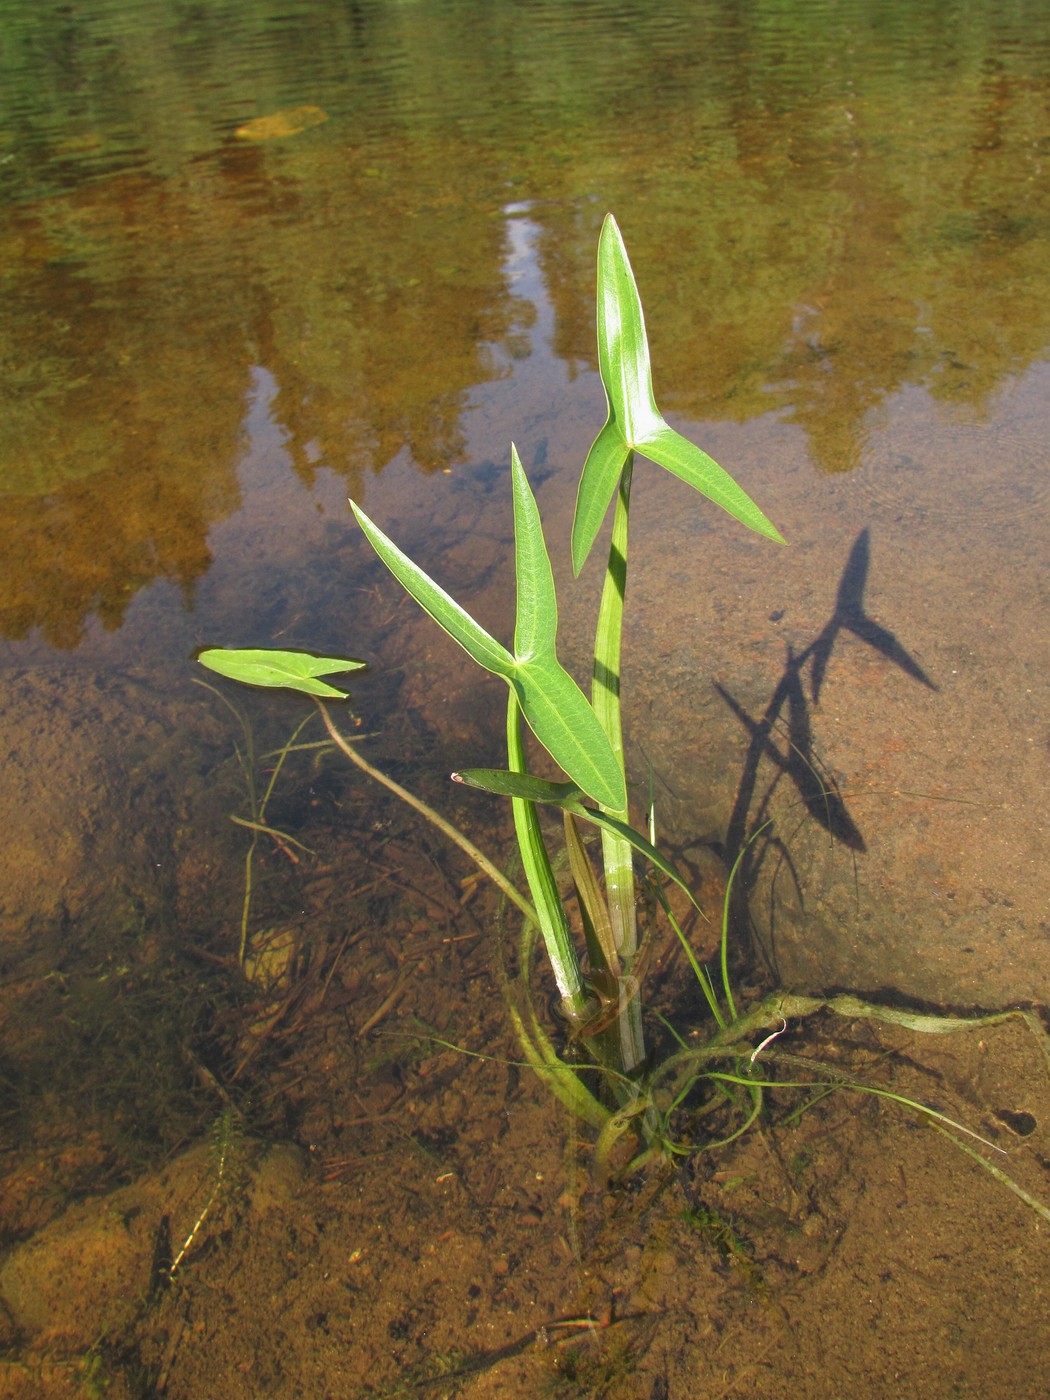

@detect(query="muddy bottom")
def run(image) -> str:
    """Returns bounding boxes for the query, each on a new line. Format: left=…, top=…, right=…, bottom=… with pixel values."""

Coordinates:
left=1, top=703, right=1048, bottom=1400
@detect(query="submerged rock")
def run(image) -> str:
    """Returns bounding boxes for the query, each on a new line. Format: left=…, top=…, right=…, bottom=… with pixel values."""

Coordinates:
left=0, top=1139, right=307, bottom=1351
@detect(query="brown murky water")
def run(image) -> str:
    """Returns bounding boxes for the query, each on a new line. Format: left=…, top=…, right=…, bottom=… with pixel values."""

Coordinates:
left=2, top=2, right=1050, bottom=1395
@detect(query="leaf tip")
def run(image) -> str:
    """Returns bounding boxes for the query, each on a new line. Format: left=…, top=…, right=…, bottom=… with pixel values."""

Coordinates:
left=600, top=210, right=622, bottom=243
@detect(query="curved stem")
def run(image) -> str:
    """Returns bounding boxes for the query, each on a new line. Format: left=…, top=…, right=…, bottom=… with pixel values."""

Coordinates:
left=316, top=703, right=538, bottom=929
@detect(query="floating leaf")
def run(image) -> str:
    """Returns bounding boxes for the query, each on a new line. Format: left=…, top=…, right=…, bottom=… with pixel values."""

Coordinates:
left=198, top=647, right=364, bottom=698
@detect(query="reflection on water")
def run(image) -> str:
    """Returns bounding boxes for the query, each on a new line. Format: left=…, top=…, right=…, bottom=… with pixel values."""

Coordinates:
left=2, top=0, right=1050, bottom=644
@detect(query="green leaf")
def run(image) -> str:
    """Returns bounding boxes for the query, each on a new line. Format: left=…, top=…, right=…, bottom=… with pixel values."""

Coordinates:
left=510, top=658, right=626, bottom=811
left=571, top=213, right=784, bottom=574
left=594, top=213, right=663, bottom=448
left=453, top=769, right=579, bottom=802
left=563, top=810, right=620, bottom=979
left=511, top=444, right=557, bottom=662
left=453, top=767, right=699, bottom=912
left=637, top=422, right=785, bottom=546
left=591, top=459, right=639, bottom=959
left=572, top=419, right=632, bottom=581
left=197, top=647, right=364, bottom=698
left=349, top=501, right=516, bottom=677
left=351, top=459, right=626, bottom=811
left=505, top=694, right=586, bottom=1013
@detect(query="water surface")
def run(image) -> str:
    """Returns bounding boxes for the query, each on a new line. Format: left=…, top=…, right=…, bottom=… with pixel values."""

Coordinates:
left=2, top=1, right=1050, bottom=1394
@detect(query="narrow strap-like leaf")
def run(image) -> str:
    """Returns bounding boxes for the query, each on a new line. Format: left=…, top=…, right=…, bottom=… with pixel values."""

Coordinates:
left=591, top=460, right=638, bottom=959
left=563, top=811, right=620, bottom=980
left=505, top=695, right=587, bottom=1015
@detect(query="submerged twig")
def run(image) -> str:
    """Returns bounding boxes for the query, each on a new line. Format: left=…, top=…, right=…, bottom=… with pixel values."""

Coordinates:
left=357, top=971, right=408, bottom=1038
left=169, top=1110, right=238, bottom=1280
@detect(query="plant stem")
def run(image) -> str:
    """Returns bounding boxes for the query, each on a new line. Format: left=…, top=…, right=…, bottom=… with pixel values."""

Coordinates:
left=316, top=703, right=538, bottom=930
left=235, top=711, right=316, bottom=965
left=591, top=456, right=647, bottom=1074
left=505, top=695, right=589, bottom=1018
left=592, top=456, right=636, bottom=953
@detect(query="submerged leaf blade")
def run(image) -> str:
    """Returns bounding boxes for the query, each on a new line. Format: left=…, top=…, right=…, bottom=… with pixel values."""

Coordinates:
left=454, top=766, right=700, bottom=912
left=452, top=769, right=580, bottom=803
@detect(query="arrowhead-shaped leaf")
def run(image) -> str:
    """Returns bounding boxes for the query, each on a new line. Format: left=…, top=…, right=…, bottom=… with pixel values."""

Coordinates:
left=197, top=647, right=364, bottom=698
left=636, top=421, right=785, bottom=544
left=594, top=215, right=663, bottom=450
left=511, top=444, right=558, bottom=662
left=571, top=419, right=633, bottom=579
left=510, top=657, right=625, bottom=811
left=571, top=213, right=784, bottom=574
left=508, top=445, right=626, bottom=810
left=350, top=456, right=626, bottom=811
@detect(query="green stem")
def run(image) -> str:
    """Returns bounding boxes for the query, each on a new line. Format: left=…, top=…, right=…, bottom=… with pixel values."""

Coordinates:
left=592, top=456, right=636, bottom=955
left=591, top=456, right=646, bottom=1074
left=505, top=695, right=589, bottom=1018
left=236, top=711, right=315, bottom=967
left=316, top=703, right=538, bottom=930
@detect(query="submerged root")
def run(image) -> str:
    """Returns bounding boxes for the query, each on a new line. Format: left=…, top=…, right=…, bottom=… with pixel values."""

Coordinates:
left=583, top=992, right=1050, bottom=1223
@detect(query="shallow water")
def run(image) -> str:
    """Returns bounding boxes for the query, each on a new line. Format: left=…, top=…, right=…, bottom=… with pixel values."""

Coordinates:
left=2, top=1, right=1050, bottom=1395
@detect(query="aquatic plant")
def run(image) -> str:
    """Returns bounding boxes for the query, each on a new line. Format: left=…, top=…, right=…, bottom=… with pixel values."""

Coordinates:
left=199, top=216, right=1050, bottom=1214
left=196, top=674, right=336, bottom=972
left=203, top=215, right=779, bottom=1079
